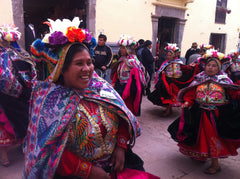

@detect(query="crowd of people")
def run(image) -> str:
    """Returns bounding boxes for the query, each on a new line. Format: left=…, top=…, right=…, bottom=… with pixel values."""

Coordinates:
left=0, top=16, right=240, bottom=179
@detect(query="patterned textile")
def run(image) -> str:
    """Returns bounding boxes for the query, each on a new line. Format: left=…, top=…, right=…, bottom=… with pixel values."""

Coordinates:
left=0, top=46, right=36, bottom=98
left=155, top=59, right=183, bottom=83
left=178, top=110, right=240, bottom=161
left=230, top=60, right=240, bottom=72
left=117, top=54, right=147, bottom=86
left=196, top=83, right=227, bottom=105
left=177, top=71, right=238, bottom=102
left=165, top=63, right=182, bottom=78
left=149, top=61, right=197, bottom=107
left=23, top=72, right=140, bottom=179
left=0, top=45, right=36, bottom=139
left=168, top=76, right=240, bottom=161
left=67, top=101, right=119, bottom=167
left=0, top=108, right=17, bottom=146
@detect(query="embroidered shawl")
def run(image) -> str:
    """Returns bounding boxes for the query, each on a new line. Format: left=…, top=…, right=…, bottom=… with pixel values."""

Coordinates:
left=178, top=71, right=240, bottom=102
left=155, top=59, right=183, bottom=83
left=23, top=72, right=140, bottom=179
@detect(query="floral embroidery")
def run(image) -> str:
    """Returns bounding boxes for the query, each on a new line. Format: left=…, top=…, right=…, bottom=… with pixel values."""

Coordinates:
left=165, top=63, right=182, bottom=78
left=67, top=101, right=119, bottom=161
left=196, top=83, right=226, bottom=104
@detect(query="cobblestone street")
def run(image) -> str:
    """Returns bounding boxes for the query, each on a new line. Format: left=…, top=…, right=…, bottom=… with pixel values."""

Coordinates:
left=1, top=96, right=240, bottom=179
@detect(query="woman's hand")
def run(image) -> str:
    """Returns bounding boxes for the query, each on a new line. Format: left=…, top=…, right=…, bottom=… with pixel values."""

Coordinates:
left=189, top=62, right=196, bottom=67
left=88, top=165, right=111, bottom=179
left=181, top=101, right=190, bottom=108
left=110, top=146, right=125, bottom=172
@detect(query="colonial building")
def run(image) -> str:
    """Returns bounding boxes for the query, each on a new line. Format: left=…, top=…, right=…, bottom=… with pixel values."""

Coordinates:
left=1, top=0, right=239, bottom=56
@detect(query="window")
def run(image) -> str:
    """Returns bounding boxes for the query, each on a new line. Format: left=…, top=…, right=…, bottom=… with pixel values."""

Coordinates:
left=210, top=33, right=226, bottom=53
left=215, top=0, right=228, bottom=24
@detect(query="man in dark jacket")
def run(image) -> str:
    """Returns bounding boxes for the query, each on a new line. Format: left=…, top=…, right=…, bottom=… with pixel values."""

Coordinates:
left=141, top=40, right=155, bottom=95
left=94, top=34, right=113, bottom=79
left=185, top=42, right=198, bottom=64
left=136, top=39, right=144, bottom=62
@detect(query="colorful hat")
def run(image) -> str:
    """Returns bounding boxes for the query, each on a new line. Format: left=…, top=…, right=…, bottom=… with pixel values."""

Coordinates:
left=0, top=24, right=22, bottom=51
left=117, top=35, right=138, bottom=49
left=164, top=43, right=180, bottom=53
left=227, top=50, right=239, bottom=57
left=0, top=24, right=21, bottom=42
left=31, top=17, right=96, bottom=82
left=200, top=44, right=214, bottom=50
left=199, top=50, right=231, bottom=69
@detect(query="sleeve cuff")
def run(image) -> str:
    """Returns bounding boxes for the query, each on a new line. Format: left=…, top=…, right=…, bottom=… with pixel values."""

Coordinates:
left=74, top=160, right=92, bottom=179
left=117, top=136, right=128, bottom=150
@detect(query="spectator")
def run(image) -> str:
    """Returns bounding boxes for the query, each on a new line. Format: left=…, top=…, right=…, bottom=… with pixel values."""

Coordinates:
left=136, top=39, right=144, bottom=62
left=141, top=40, right=155, bottom=95
left=185, top=42, right=198, bottom=64
left=187, top=48, right=201, bottom=64
left=93, top=34, right=113, bottom=79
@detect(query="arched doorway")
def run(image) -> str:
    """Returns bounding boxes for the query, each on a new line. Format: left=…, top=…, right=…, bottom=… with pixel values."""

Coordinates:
left=151, top=5, right=187, bottom=57
left=157, top=17, right=177, bottom=50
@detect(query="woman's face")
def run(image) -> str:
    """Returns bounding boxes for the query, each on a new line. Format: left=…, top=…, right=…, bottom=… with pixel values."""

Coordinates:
left=62, top=49, right=94, bottom=89
left=166, top=51, right=174, bottom=61
left=205, top=59, right=220, bottom=77
left=232, top=55, right=238, bottom=61
left=119, top=46, right=128, bottom=56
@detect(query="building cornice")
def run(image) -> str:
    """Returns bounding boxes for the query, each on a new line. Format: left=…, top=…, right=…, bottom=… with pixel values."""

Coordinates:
left=152, top=0, right=194, bottom=10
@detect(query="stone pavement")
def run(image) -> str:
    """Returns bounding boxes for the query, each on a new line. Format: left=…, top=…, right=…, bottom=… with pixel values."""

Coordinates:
left=133, top=96, right=240, bottom=179
left=0, top=96, right=240, bottom=179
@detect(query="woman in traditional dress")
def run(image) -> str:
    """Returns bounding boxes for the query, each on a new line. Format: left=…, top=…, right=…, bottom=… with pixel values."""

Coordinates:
left=168, top=50, right=240, bottom=174
left=148, top=44, right=199, bottom=116
left=0, top=24, right=36, bottom=166
left=225, top=50, right=240, bottom=84
left=111, top=35, right=147, bottom=116
left=23, top=18, right=144, bottom=179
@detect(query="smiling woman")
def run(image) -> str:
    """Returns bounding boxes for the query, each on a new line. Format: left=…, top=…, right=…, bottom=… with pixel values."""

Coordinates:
left=23, top=18, right=141, bottom=179
left=57, top=44, right=94, bottom=89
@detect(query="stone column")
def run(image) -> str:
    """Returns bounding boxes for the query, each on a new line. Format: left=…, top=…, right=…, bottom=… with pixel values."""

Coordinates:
left=86, top=0, right=96, bottom=37
left=151, top=15, right=159, bottom=57
left=175, top=19, right=186, bottom=49
left=12, top=0, right=25, bottom=48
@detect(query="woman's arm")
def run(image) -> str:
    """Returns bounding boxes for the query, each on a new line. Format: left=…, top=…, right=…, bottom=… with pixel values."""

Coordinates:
left=181, top=87, right=196, bottom=108
left=0, top=64, right=24, bottom=98
left=228, top=89, right=240, bottom=100
left=117, top=119, right=130, bottom=150
left=56, top=148, right=92, bottom=178
left=110, top=119, right=130, bottom=172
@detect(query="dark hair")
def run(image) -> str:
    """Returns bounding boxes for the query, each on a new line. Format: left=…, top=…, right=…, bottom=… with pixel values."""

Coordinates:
left=144, top=40, right=152, bottom=47
left=98, top=34, right=107, bottom=41
left=138, top=39, right=144, bottom=45
left=56, top=43, right=90, bottom=85
left=196, top=48, right=201, bottom=53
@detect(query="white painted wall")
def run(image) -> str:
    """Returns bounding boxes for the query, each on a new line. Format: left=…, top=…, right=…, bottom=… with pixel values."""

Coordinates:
left=182, top=0, right=240, bottom=55
left=0, top=0, right=13, bottom=24
left=95, top=0, right=155, bottom=43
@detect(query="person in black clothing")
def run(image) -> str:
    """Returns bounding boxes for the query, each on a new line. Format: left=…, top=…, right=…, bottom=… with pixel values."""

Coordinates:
left=25, top=24, right=36, bottom=54
left=135, top=39, right=144, bottom=62
left=141, top=40, right=155, bottom=95
left=185, top=42, right=198, bottom=64
left=155, top=42, right=168, bottom=71
left=93, top=34, right=113, bottom=79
